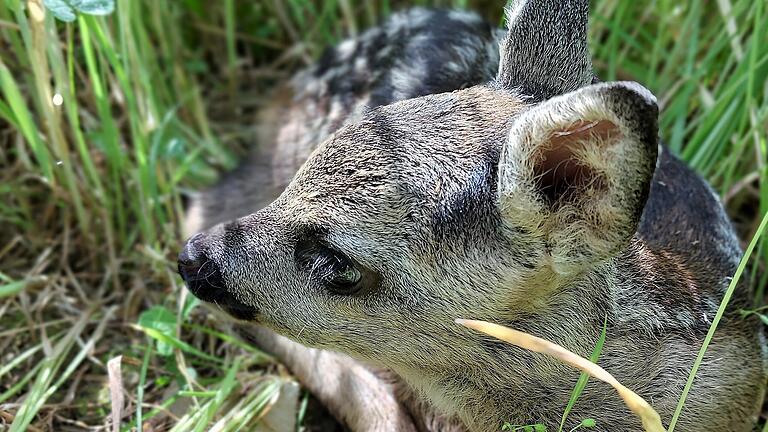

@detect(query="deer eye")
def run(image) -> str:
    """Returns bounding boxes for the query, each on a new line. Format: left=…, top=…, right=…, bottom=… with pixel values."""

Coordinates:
left=295, top=239, right=364, bottom=295
left=323, top=252, right=362, bottom=294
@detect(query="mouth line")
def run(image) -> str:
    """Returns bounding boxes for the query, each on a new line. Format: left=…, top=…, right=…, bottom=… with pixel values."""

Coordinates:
left=219, top=301, right=259, bottom=321
left=184, top=280, right=259, bottom=321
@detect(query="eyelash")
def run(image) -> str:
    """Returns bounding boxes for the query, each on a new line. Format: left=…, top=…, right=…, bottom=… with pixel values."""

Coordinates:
left=295, top=239, right=364, bottom=294
left=307, top=250, right=344, bottom=279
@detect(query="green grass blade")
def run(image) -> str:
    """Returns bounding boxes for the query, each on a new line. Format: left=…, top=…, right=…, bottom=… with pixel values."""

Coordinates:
left=558, top=316, right=608, bottom=432
left=0, top=344, right=41, bottom=380
left=136, top=343, right=151, bottom=432
left=0, top=279, right=26, bottom=298
left=132, top=324, right=225, bottom=364
left=0, top=60, right=54, bottom=180
left=213, top=377, right=282, bottom=432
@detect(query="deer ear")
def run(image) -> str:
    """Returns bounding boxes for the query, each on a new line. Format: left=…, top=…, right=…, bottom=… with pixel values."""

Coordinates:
left=497, top=82, right=659, bottom=275
left=496, top=0, right=593, bottom=100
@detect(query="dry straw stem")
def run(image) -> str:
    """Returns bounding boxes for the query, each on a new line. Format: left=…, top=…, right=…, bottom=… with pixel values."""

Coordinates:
left=107, top=355, right=124, bottom=432
left=456, top=319, right=665, bottom=432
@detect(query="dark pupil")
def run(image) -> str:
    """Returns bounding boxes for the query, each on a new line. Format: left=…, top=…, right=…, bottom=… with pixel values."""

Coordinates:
left=324, top=253, right=361, bottom=290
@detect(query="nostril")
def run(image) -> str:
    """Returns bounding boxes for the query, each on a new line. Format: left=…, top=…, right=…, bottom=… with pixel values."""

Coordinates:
left=178, top=250, right=195, bottom=267
left=178, top=233, right=227, bottom=303
left=177, top=258, right=201, bottom=281
left=178, top=234, right=205, bottom=281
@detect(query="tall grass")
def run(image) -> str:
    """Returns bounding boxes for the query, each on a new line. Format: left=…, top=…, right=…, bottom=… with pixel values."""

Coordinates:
left=0, top=0, right=765, bottom=430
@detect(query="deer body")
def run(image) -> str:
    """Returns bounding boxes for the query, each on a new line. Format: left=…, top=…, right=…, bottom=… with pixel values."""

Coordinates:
left=180, top=4, right=766, bottom=431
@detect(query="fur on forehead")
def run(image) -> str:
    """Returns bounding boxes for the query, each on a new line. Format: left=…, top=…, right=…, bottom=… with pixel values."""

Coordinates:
left=283, top=86, right=526, bottom=233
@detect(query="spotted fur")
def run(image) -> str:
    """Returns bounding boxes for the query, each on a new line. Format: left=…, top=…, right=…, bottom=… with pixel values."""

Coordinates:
left=180, top=3, right=766, bottom=431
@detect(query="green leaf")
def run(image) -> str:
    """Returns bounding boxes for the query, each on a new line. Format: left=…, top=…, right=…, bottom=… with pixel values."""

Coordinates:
left=71, top=0, right=113, bottom=15
left=138, top=305, right=176, bottom=356
left=42, top=0, right=77, bottom=21
left=580, top=418, right=596, bottom=428
left=182, top=294, right=200, bottom=320
left=155, top=376, right=171, bottom=388
left=42, top=0, right=114, bottom=22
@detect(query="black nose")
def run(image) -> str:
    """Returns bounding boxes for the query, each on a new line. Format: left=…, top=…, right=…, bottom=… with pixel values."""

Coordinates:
left=178, top=234, right=225, bottom=302
left=178, top=233, right=258, bottom=321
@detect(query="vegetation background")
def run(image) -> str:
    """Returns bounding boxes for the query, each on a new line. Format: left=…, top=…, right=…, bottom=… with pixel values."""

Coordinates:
left=0, top=0, right=766, bottom=431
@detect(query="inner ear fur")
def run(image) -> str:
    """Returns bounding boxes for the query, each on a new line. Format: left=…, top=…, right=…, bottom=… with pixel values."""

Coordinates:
left=498, top=82, right=659, bottom=275
left=533, top=120, right=618, bottom=207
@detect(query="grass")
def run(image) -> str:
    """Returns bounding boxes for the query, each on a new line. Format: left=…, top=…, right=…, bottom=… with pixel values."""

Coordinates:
left=0, top=0, right=766, bottom=430
left=558, top=317, right=607, bottom=432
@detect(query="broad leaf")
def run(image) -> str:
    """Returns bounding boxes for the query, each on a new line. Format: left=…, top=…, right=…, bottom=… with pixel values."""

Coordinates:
left=138, top=305, right=176, bottom=356
left=42, top=0, right=115, bottom=22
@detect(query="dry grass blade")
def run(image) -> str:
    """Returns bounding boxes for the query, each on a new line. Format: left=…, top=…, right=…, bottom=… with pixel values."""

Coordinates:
left=107, top=355, right=124, bottom=432
left=456, top=319, right=666, bottom=432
